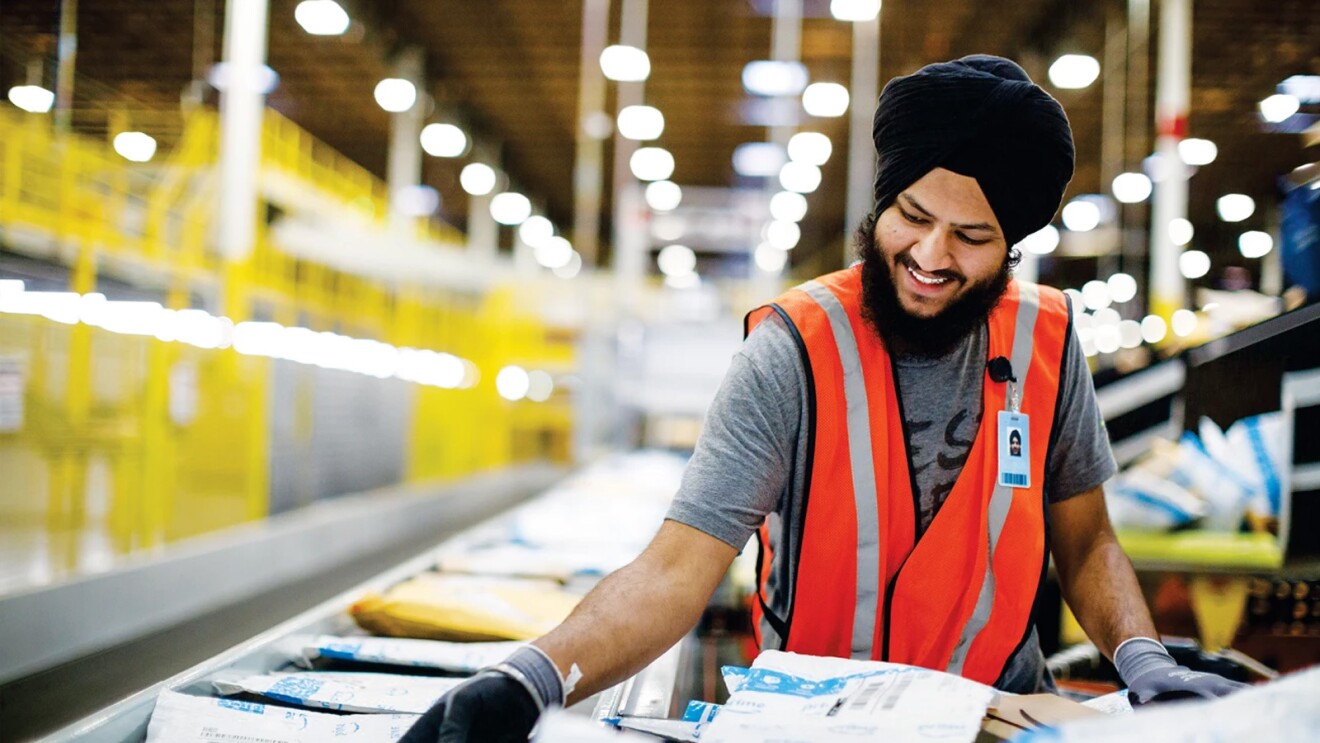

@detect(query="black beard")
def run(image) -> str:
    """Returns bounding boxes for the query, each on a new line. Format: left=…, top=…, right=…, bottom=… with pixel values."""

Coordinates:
left=856, top=217, right=1011, bottom=358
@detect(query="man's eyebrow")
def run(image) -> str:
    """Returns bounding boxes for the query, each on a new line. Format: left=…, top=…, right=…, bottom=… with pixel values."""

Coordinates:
left=900, top=193, right=1000, bottom=234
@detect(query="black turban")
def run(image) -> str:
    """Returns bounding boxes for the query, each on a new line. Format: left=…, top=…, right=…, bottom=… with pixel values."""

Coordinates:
left=871, top=54, right=1075, bottom=248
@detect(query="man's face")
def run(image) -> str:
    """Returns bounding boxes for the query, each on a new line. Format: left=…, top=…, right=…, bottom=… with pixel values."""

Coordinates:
left=858, top=168, right=1014, bottom=357
left=873, top=167, right=1008, bottom=318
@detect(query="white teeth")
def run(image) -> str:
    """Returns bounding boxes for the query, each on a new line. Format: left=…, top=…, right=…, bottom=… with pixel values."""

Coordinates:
left=907, top=265, right=949, bottom=285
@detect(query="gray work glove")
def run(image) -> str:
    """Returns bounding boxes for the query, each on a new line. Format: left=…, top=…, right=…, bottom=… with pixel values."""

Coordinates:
left=398, top=645, right=564, bottom=743
left=1114, top=637, right=1247, bottom=706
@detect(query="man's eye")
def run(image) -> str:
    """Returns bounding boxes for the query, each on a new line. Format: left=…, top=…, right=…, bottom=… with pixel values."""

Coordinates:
left=901, top=210, right=926, bottom=224
left=958, top=233, right=991, bottom=246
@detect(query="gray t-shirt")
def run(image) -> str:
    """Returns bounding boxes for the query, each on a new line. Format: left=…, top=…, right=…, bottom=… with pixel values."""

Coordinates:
left=666, top=305, right=1116, bottom=693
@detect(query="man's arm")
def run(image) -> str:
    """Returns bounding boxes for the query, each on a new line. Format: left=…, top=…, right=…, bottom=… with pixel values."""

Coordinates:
left=1048, top=484, right=1156, bottom=658
left=536, top=519, right=739, bottom=704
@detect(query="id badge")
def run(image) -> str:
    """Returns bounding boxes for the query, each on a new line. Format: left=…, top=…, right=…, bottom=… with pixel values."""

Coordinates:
left=997, top=411, right=1031, bottom=489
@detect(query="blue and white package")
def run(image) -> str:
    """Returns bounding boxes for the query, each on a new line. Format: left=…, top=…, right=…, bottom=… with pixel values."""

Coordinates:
left=145, top=690, right=419, bottom=742
left=214, top=671, right=463, bottom=714
left=1104, top=469, right=1206, bottom=531
left=300, top=634, right=523, bottom=672
left=683, top=700, right=722, bottom=723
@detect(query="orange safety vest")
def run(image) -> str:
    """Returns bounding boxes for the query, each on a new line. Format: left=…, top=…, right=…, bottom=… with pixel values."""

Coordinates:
left=745, top=266, right=1071, bottom=686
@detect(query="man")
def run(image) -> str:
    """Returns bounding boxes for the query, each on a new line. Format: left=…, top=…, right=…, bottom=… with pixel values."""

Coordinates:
left=401, top=55, right=1243, bottom=743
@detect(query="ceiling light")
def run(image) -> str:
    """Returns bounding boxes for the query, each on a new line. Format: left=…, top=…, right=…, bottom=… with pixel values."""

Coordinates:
left=526, top=370, right=554, bottom=403
left=645, top=180, right=682, bottom=211
left=829, top=0, right=881, bottom=21
left=374, top=78, right=417, bottom=113
left=657, top=244, right=696, bottom=277
left=1082, top=280, right=1112, bottom=311
left=787, top=131, right=832, bottom=165
left=294, top=0, right=350, bottom=35
left=1141, top=315, right=1167, bottom=344
left=600, top=45, right=650, bottom=82
left=1118, top=320, right=1143, bottom=349
left=1179, top=249, right=1210, bottom=279
left=1107, top=272, right=1137, bottom=303
left=1094, top=325, right=1121, bottom=354
left=1093, top=308, right=1122, bottom=328
left=755, top=243, right=789, bottom=273
left=766, top=220, right=801, bottom=250
left=617, top=105, right=664, bottom=140
left=1143, top=152, right=1179, bottom=183
left=553, top=251, right=583, bottom=279
left=1279, top=75, right=1320, bottom=103
left=1177, top=138, right=1217, bottom=166
left=665, top=272, right=701, bottom=290
left=1259, top=93, right=1300, bottom=123
left=742, top=61, right=809, bottom=96
left=1216, top=194, right=1255, bottom=223
left=733, top=142, right=787, bottom=177
left=420, top=123, right=467, bottom=158
left=496, top=365, right=530, bottom=401
left=770, top=191, right=808, bottom=222
left=460, top=163, right=497, bottom=196
left=1018, top=224, right=1060, bottom=255
left=1238, top=230, right=1273, bottom=259
left=534, top=236, right=574, bottom=269
left=1061, top=200, right=1101, bottom=232
left=1048, top=54, right=1101, bottom=89
left=7, top=84, right=54, bottom=113
left=518, top=215, right=554, bottom=247
left=1111, top=172, right=1152, bottom=204
left=206, top=62, right=280, bottom=94
left=630, top=147, right=675, bottom=181
left=490, top=192, right=531, bottom=225
left=779, top=161, right=821, bottom=193
left=1171, top=309, right=1198, bottom=337
left=394, top=185, right=439, bottom=216
left=113, top=131, right=157, bottom=162
left=1168, top=217, right=1194, bottom=246
left=802, top=82, right=849, bottom=117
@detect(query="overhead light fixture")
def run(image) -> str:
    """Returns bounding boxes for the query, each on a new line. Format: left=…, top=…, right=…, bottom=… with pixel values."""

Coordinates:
left=630, top=147, right=675, bottom=181
left=733, top=142, right=787, bottom=177
left=489, top=192, right=532, bottom=225
left=645, top=180, right=682, bottom=211
left=526, top=370, right=554, bottom=403
left=393, top=185, right=440, bottom=216
left=1171, top=308, right=1198, bottom=337
left=755, top=243, right=789, bottom=273
left=770, top=191, right=808, bottom=222
left=534, top=236, right=575, bottom=269
left=7, top=84, right=54, bottom=113
left=553, top=251, right=583, bottom=279
left=496, top=365, right=530, bottom=401
left=657, top=244, right=696, bottom=277
left=779, top=161, right=821, bottom=193
left=766, top=220, right=801, bottom=250
left=1081, top=280, right=1112, bottom=311
left=1118, top=320, right=1143, bottom=349
left=1111, top=172, right=1152, bottom=204
left=420, top=123, right=468, bottom=157
left=1061, top=200, right=1101, bottom=232
left=787, top=131, right=832, bottom=166
left=1107, top=273, right=1138, bottom=304
left=1278, top=75, right=1320, bottom=103
left=113, top=131, right=158, bottom=162
left=294, top=0, right=350, bottom=35
left=617, top=105, right=664, bottom=140
left=742, top=61, right=809, bottom=97
left=518, top=215, right=555, bottom=247
left=1094, top=325, right=1121, bottom=354
left=1048, top=54, right=1101, bottom=89
left=829, top=0, right=881, bottom=21
left=1238, top=230, right=1273, bottom=259
left=1017, top=224, right=1060, bottom=255
left=374, top=78, right=417, bottom=113
left=1216, top=193, right=1255, bottom=222
left=1177, top=138, right=1217, bottom=166
left=1168, top=217, right=1194, bottom=246
left=802, top=82, right=849, bottom=117
left=1259, top=93, right=1300, bottom=123
left=460, top=163, right=497, bottom=196
left=600, top=45, right=650, bottom=82
left=1140, top=315, right=1167, bottom=344
left=207, top=62, right=280, bottom=94
left=1179, top=249, right=1210, bottom=279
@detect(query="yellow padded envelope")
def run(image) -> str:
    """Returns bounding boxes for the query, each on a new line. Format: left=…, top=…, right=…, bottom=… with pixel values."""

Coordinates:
left=351, top=573, right=581, bottom=641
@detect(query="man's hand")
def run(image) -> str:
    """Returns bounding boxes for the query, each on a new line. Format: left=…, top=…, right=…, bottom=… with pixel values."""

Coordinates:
left=399, top=645, right=564, bottom=743
left=1115, top=637, right=1247, bottom=706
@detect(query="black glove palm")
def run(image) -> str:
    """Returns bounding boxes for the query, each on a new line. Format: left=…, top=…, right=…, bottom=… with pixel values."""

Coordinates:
left=399, top=671, right=540, bottom=743
left=1127, top=666, right=1247, bottom=706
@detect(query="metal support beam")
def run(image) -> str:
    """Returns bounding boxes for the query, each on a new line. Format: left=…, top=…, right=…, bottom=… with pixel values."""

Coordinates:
left=1149, top=0, right=1191, bottom=319
left=214, top=0, right=270, bottom=263
left=845, top=13, right=880, bottom=261
left=611, top=0, right=650, bottom=309
left=54, top=0, right=77, bottom=133
left=387, top=47, right=427, bottom=233
left=573, top=0, right=611, bottom=267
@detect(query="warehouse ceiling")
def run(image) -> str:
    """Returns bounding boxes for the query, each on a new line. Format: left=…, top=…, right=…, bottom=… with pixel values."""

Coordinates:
left=0, top=0, right=1317, bottom=289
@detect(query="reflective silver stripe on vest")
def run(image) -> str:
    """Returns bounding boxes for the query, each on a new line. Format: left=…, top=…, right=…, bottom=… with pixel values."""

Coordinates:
left=801, top=280, right=881, bottom=660
left=946, top=281, right=1041, bottom=677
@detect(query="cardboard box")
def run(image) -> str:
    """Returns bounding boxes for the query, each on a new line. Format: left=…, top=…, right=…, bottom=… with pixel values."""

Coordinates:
left=978, top=693, right=1104, bottom=742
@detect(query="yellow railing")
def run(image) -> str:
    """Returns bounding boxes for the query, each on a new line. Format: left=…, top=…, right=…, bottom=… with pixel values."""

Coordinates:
left=0, top=103, right=574, bottom=591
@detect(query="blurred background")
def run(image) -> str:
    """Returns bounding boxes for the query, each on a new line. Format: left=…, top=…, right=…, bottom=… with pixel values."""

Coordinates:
left=0, top=0, right=1318, bottom=739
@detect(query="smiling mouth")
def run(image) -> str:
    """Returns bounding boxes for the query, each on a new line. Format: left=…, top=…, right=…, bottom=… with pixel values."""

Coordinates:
left=906, top=264, right=952, bottom=286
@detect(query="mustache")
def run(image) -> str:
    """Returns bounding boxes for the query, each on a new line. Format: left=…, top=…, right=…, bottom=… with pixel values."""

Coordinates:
left=894, top=251, right=966, bottom=284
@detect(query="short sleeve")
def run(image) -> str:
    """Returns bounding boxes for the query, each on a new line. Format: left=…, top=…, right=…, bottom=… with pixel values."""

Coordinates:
left=1044, top=317, right=1119, bottom=502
